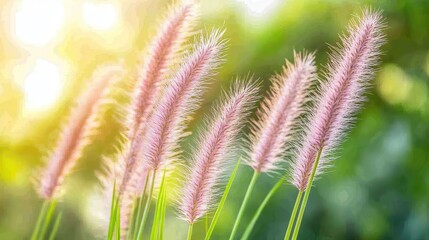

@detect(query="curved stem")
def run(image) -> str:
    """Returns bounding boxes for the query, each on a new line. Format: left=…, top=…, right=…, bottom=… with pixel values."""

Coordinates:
left=132, top=174, right=150, bottom=239
left=31, top=201, right=48, bottom=240
left=136, top=170, right=157, bottom=240
left=229, top=171, right=259, bottom=240
left=284, top=191, right=303, bottom=240
left=241, top=178, right=284, bottom=240
left=48, top=211, right=62, bottom=240
left=187, top=223, right=194, bottom=240
left=39, top=200, right=57, bottom=240
left=205, top=159, right=241, bottom=240
left=159, top=181, right=167, bottom=240
left=291, top=148, right=323, bottom=240
left=205, top=215, right=208, bottom=235
left=150, top=170, right=166, bottom=240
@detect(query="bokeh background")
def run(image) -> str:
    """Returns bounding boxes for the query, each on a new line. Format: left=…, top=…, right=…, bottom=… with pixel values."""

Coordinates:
left=1, top=0, right=428, bottom=239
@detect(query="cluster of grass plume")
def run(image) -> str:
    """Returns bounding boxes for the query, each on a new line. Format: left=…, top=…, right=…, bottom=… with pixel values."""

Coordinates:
left=32, top=2, right=385, bottom=239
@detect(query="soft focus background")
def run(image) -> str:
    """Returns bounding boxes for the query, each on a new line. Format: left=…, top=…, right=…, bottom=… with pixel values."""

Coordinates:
left=0, top=0, right=428, bottom=239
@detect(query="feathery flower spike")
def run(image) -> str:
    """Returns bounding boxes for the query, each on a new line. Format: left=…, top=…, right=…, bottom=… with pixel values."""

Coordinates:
left=179, top=80, right=259, bottom=223
left=129, top=29, right=225, bottom=240
left=38, top=65, right=123, bottom=199
left=128, top=1, right=196, bottom=139
left=136, top=29, right=226, bottom=174
left=117, top=1, right=196, bottom=195
left=291, top=10, right=385, bottom=191
left=247, top=52, right=316, bottom=173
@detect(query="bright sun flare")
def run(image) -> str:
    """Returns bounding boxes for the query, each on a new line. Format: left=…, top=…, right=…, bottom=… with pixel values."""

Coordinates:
left=83, top=2, right=119, bottom=31
left=23, top=59, right=64, bottom=112
left=14, top=0, right=65, bottom=46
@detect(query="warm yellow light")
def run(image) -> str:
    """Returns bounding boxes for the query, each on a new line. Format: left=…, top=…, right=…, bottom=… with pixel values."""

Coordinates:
left=83, top=2, right=119, bottom=31
left=14, top=0, right=65, bottom=46
left=238, top=0, right=280, bottom=16
left=23, top=59, right=64, bottom=112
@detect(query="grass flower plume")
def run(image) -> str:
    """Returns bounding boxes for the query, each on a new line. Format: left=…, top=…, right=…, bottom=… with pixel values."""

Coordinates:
left=27, top=5, right=389, bottom=240
left=247, top=52, right=316, bottom=173
left=125, top=29, right=225, bottom=239
left=38, top=65, right=122, bottom=199
left=117, top=1, right=197, bottom=196
left=291, top=10, right=385, bottom=191
left=179, top=80, right=259, bottom=223
left=137, top=29, right=226, bottom=173
left=128, top=1, right=197, bottom=139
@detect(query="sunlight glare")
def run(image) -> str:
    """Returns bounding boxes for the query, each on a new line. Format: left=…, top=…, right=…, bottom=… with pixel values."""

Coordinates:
left=23, top=59, right=64, bottom=112
left=238, top=0, right=280, bottom=16
left=83, top=2, right=119, bottom=31
left=14, top=0, right=65, bottom=46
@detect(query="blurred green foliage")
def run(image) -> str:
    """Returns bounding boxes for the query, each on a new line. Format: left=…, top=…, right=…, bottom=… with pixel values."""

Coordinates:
left=0, top=0, right=428, bottom=239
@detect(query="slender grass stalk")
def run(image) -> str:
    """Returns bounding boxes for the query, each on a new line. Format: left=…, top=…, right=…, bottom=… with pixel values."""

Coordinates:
left=150, top=170, right=166, bottom=240
left=284, top=191, right=303, bottom=240
left=159, top=181, right=167, bottom=240
left=109, top=197, right=120, bottom=240
left=48, top=211, right=62, bottom=240
left=132, top=174, right=150, bottom=239
left=39, top=200, right=57, bottom=240
left=241, top=178, right=284, bottom=240
left=108, top=183, right=118, bottom=240
left=187, top=223, right=194, bottom=240
left=291, top=149, right=322, bottom=240
left=150, top=197, right=161, bottom=240
left=31, top=201, right=48, bottom=240
left=136, top=171, right=157, bottom=239
left=229, top=171, right=259, bottom=240
left=205, top=159, right=241, bottom=240
left=116, top=201, right=121, bottom=240
left=205, top=215, right=208, bottom=234
left=127, top=198, right=137, bottom=239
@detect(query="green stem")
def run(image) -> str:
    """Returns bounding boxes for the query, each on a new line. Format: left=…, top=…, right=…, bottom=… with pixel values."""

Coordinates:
left=48, top=211, right=63, bottom=240
left=205, top=215, right=208, bottom=235
left=205, top=159, right=241, bottom=240
left=108, top=181, right=118, bottom=240
left=241, top=178, right=284, bottom=240
left=159, top=182, right=167, bottom=240
left=136, top=170, right=157, bottom=240
left=284, top=191, right=303, bottom=240
left=116, top=200, right=121, bottom=240
left=127, top=198, right=137, bottom=239
left=132, top=174, right=149, bottom=240
left=187, top=223, right=194, bottom=240
left=229, top=171, right=259, bottom=240
left=31, top=200, right=48, bottom=240
left=150, top=170, right=166, bottom=240
left=291, top=148, right=323, bottom=240
left=39, top=200, right=57, bottom=240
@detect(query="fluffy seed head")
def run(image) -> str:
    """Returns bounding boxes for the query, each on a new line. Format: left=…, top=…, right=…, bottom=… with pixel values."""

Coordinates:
left=128, top=1, right=197, bottom=140
left=291, top=10, right=385, bottom=191
left=179, top=80, right=259, bottom=223
left=38, top=64, right=123, bottom=199
left=117, top=1, right=197, bottom=196
left=137, top=29, right=226, bottom=173
left=246, top=52, right=316, bottom=173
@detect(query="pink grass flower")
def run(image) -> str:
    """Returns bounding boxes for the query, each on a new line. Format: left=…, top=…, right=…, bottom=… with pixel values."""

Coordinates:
left=246, top=52, right=317, bottom=173
left=117, top=1, right=196, bottom=195
left=291, top=10, right=385, bottom=191
left=128, top=1, right=196, bottom=139
left=179, top=80, right=259, bottom=223
left=136, top=29, right=226, bottom=174
left=38, top=65, right=123, bottom=199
